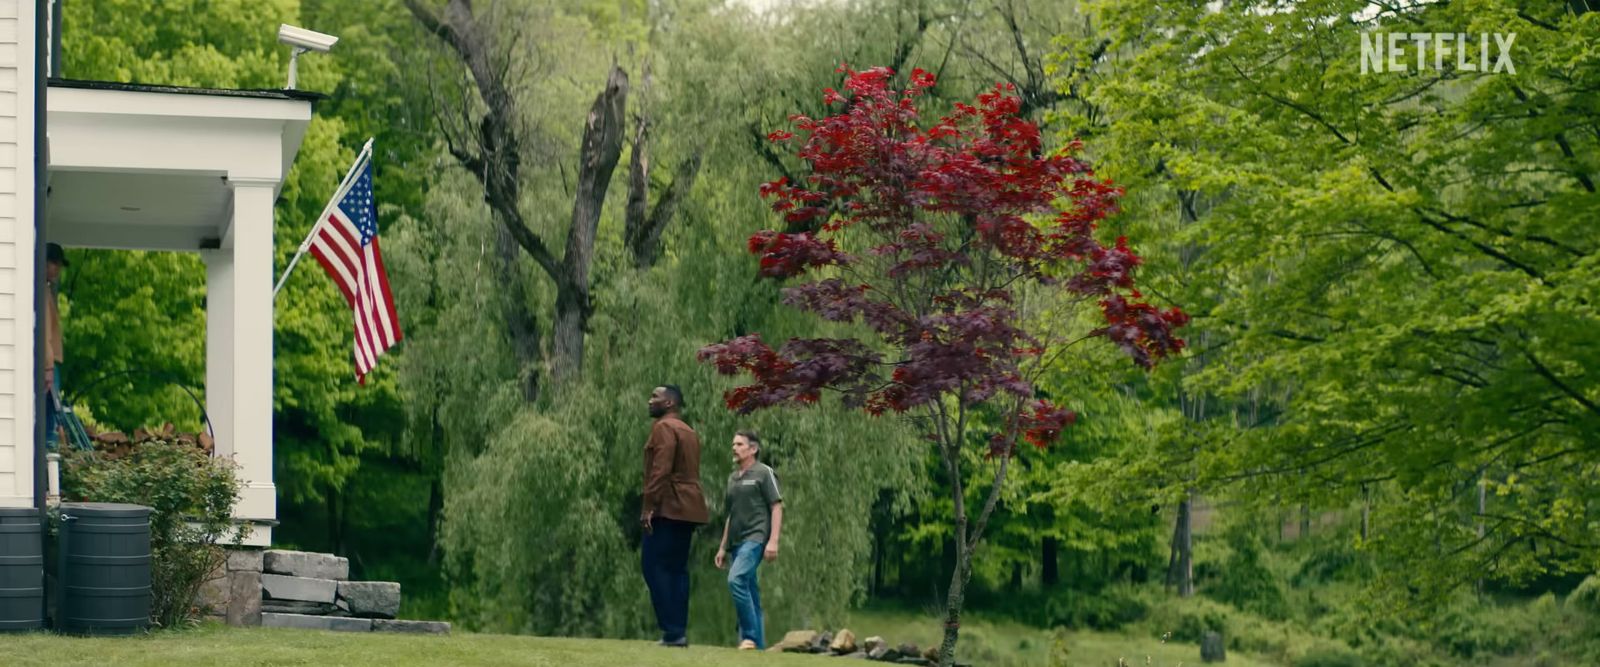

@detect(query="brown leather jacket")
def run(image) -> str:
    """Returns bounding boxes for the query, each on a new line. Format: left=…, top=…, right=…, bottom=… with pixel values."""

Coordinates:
left=641, top=416, right=709, bottom=524
left=44, top=282, right=62, bottom=367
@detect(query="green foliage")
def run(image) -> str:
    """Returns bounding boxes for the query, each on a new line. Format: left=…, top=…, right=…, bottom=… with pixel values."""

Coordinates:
left=1071, top=0, right=1600, bottom=610
left=1292, top=542, right=1373, bottom=587
left=59, top=0, right=414, bottom=512
left=1568, top=575, right=1600, bottom=615
left=1149, top=596, right=1231, bottom=645
left=1040, top=585, right=1150, bottom=630
left=61, top=440, right=241, bottom=629
left=1291, top=645, right=1365, bottom=667
left=1426, top=592, right=1571, bottom=660
left=1207, top=522, right=1289, bottom=621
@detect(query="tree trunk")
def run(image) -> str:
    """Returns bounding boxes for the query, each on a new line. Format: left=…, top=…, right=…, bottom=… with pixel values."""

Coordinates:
left=494, top=224, right=542, bottom=401
left=1360, top=484, right=1371, bottom=541
left=326, top=486, right=345, bottom=557
left=406, top=0, right=629, bottom=389
left=426, top=476, right=445, bottom=566
left=626, top=150, right=702, bottom=269
left=1299, top=503, right=1311, bottom=540
left=1041, top=536, right=1059, bottom=588
left=938, top=529, right=972, bottom=667
left=1168, top=496, right=1194, bottom=597
left=937, top=438, right=1014, bottom=667
left=551, top=65, right=629, bottom=382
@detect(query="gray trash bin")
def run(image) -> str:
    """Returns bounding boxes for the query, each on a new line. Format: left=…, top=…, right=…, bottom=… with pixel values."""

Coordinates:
left=57, top=502, right=151, bottom=635
left=0, top=507, right=44, bottom=631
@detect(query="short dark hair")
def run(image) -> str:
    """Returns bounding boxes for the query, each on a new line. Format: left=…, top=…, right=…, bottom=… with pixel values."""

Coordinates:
left=659, top=384, right=684, bottom=409
left=735, top=429, right=761, bottom=452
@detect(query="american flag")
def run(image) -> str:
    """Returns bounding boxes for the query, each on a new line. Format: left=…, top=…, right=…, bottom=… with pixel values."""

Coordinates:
left=309, top=158, right=401, bottom=382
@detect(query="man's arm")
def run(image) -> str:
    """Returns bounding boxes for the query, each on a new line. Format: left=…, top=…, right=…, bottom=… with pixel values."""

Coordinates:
left=764, top=502, right=784, bottom=561
left=641, top=423, right=678, bottom=520
left=761, top=467, right=784, bottom=560
left=715, top=518, right=731, bottom=569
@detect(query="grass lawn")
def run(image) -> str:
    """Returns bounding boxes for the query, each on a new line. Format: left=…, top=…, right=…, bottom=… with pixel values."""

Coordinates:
left=5, top=624, right=824, bottom=667
left=843, top=608, right=1286, bottom=667
left=6, top=614, right=1288, bottom=667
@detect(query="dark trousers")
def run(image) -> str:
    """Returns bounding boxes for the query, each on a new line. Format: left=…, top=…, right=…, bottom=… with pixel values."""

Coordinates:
left=641, top=516, right=695, bottom=641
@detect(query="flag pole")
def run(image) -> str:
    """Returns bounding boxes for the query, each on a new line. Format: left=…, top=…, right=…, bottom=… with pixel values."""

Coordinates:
left=273, top=138, right=375, bottom=299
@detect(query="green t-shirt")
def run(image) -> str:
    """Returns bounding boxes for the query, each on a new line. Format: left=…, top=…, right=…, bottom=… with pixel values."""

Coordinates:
left=724, top=462, right=782, bottom=545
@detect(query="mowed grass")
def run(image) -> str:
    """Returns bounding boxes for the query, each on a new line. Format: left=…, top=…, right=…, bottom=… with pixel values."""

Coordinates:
left=4, top=624, right=822, bottom=667
left=842, top=608, right=1286, bottom=667
left=5, top=611, right=1288, bottom=667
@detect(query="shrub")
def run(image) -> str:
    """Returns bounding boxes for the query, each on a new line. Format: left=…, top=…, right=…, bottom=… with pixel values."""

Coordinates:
left=62, top=437, right=240, bottom=629
left=1432, top=594, right=1540, bottom=659
left=1147, top=596, right=1233, bottom=643
left=1207, top=524, right=1289, bottom=620
left=1293, top=542, right=1372, bottom=586
left=1567, top=574, right=1600, bottom=615
left=1042, top=585, right=1150, bottom=630
left=1293, top=644, right=1365, bottom=667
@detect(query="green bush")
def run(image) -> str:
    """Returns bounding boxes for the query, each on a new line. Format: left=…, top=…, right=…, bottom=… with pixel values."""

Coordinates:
left=1292, top=542, right=1372, bottom=586
left=1432, top=594, right=1542, bottom=659
left=1146, top=596, right=1232, bottom=643
left=1354, top=634, right=1454, bottom=667
left=1207, top=524, right=1289, bottom=620
left=62, top=439, right=240, bottom=629
left=1293, top=645, right=1365, bottom=667
left=1041, top=585, right=1149, bottom=630
left=1567, top=574, right=1600, bottom=615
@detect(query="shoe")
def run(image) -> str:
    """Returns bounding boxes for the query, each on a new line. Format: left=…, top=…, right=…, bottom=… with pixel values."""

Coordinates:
left=658, top=637, right=689, bottom=648
left=738, top=640, right=758, bottom=651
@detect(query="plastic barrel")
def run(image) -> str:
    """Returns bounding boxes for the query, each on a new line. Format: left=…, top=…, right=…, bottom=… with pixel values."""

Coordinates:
left=0, top=507, right=44, bottom=631
left=57, top=502, right=151, bottom=635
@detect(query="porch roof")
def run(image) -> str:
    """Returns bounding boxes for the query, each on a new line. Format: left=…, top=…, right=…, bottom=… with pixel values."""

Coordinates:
left=44, top=78, right=316, bottom=251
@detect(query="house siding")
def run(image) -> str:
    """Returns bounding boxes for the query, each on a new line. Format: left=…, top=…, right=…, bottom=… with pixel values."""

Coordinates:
left=0, top=0, right=34, bottom=508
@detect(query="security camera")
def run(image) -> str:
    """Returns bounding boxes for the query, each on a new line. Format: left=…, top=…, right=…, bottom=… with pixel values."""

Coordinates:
left=277, top=24, right=338, bottom=89
left=278, top=24, right=338, bottom=53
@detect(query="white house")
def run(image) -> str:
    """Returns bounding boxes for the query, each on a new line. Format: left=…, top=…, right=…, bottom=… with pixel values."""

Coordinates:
left=0, top=0, right=316, bottom=548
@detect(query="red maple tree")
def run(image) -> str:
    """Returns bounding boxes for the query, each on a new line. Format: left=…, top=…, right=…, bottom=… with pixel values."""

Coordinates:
left=699, top=66, right=1186, bottom=664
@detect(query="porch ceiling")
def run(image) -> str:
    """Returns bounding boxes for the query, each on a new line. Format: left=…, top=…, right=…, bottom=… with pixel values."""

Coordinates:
left=48, top=169, right=231, bottom=250
left=43, top=80, right=317, bottom=251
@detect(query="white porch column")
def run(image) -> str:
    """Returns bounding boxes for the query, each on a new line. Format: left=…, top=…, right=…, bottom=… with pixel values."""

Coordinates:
left=204, top=179, right=277, bottom=546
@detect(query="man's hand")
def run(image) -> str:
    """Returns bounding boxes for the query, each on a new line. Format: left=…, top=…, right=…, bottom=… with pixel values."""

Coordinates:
left=640, top=510, right=654, bottom=535
left=763, top=542, right=779, bottom=562
left=714, top=547, right=727, bottom=569
left=44, top=367, right=52, bottom=392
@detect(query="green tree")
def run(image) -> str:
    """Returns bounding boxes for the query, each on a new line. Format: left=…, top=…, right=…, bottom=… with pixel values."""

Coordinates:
left=1073, top=0, right=1600, bottom=609
left=59, top=0, right=416, bottom=550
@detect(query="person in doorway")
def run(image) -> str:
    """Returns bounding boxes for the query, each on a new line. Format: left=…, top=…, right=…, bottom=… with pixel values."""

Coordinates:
left=714, top=429, right=783, bottom=651
left=640, top=384, right=709, bottom=648
left=42, top=243, right=67, bottom=450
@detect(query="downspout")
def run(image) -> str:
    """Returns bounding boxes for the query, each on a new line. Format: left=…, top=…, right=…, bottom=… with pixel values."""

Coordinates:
left=49, top=0, right=60, bottom=78
left=32, top=0, right=50, bottom=517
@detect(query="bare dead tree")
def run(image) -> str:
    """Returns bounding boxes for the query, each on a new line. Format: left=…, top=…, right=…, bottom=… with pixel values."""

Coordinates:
left=622, top=61, right=704, bottom=270
left=958, top=0, right=1107, bottom=121
left=406, top=0, right=630, bottom=388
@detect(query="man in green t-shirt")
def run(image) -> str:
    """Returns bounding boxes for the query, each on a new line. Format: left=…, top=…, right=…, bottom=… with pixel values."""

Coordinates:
left=714, top=429, right=783, bottom=650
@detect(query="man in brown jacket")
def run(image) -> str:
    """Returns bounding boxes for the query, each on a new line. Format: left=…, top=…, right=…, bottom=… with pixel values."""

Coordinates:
left=640, top=384, right=708, bottom=647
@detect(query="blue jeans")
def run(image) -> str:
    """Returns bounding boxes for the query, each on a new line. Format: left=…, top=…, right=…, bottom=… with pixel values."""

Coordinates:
left=728, top=540, right=765, bottom=648
left=641, top=517, right=695, bottom=642
left=44, top=365, right=60, bottom=450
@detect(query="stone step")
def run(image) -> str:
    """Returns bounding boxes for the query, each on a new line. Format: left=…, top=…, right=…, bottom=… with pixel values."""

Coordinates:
left=261, top=599, right=338, bottom=616
left=264, top=550, right=350, bottom=581
left=373, top=619, right=451, bottom=634
left=337, top=581, right=401, bottom=619
left=262, top=573, right=338, bottom=604
left=262, top=612, right=372, bottom=632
